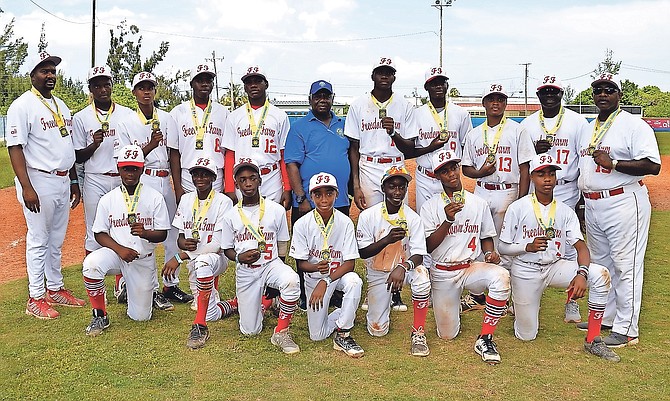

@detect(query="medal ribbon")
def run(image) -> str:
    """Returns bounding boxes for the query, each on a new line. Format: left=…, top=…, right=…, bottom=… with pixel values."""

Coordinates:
left=371, top=94, right=394, bottom=112
left=589, top=108, right=621, bottom=150
left=530, top=193, right=557, bottom=233
left=538, top=106, right=565, bottom=138
left=136, top=106, right=159, bottom=127
left=31, top=87, right=65, bottom=130
left=441, top=190, right=465, bottom=205
left=427, top=102, right=448, bottom=133
left=237, top=196, right=266, bottom=244
left=92, top=102, right=114, bottom=127
left=120, top=183, right=143, bottom=216
left=482, top=117, right=507, bottom=155
left=381, top=201, right=409, bottom=235
left=245, top=99, right=270, bottom=145
left=192, top=190, right=215, bottom=232
left=190, top=98, right=213, bottom=148
left=313, top=209, right=335, bottom=250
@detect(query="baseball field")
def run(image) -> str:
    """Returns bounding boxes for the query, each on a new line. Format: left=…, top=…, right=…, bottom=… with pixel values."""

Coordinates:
left=0, top=135, right=668, bottom=400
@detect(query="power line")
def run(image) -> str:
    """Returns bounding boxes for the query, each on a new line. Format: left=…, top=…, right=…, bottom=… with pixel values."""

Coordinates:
left=622, top=64, right=670, bottom=74
left=29, top=0, right=88, bottom=24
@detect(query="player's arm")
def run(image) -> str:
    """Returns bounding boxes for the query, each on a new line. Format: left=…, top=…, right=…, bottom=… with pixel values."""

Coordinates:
left=593, top=151, right=661, bottom=176
left=94, top=231, right=139, bottom=263
left=223, top=148, right=237, bottom=203
left=425, top=202, right=462, bottom=253
left=8, top=145, right=40, bottom=213
left=387, top=253, right=423, bottom=292
left=411, top=136, right=449, bottom=158
left=518, top=162, right=530, bottom=197
left=480, top=237, right=501, bottom=264
left=130, top=223, right=168, bottom=243
left=566, top=239, right=590, bottom=299
left=348, top=138, right=366, bottom=209
left=223, top=247, right=261, bottom=265
left=68, top=164, right=81, bottom=209
left=279, top=150, right=292, bottom=210
left=286, top=162, right=311, bottom=211
left=169, top=148, right=185, bottom=202
left=462, top=162, right=496, bottom=179
left=75, top=132, right=104, bottom=163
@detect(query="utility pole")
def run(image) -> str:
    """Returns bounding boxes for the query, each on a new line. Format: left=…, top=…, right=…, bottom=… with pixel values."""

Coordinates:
left=520, top=62, right=531, bottom=116
left=230, top=67, right=235, bottom=108
left=431, top=0, right=455, bottom=67
left=91, top=0, right=96, bottom=67
left=206, top=51, right=224, bottom=100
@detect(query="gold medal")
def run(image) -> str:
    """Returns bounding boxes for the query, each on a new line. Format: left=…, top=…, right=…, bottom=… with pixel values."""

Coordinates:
left=101, top=121, right=109, bottom=132
left=397, top=220, right=408, bottom=232
left=321, top=248, right=331, bottom=262
left=439, top=129, right=449, bottom=141
left=486, top=153, right=496, bottom=164
left=151, top=120, right=160, bottom=131
left=258, top=241, right=267, bottom=253
left=545, top=135, right=555, bottom=146
left=251, top=137, right=260, bottom=148
left=59, top=126, right=68, bottom=137
left=545, top=227, right=556, bottom=239
left=378, top=108, right=387, bottom=119
left=191, top=230, right=200, bottom=241
left=127, top=213, right=137, bottom=225
left=587, top=146, right=596, bottom=155
left=195, top=139, right=204, bottom=150
left=453, top=192, right=465, bottom=204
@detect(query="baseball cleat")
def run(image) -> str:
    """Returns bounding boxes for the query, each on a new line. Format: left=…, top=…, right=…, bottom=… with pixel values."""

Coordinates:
left=564, top=300, right=582, bottom=323
left=391, top=292, right=408, bottom=312
left=46, top=288, right=86, bottom=307
left=410, top=329, right=430, bottom=357
left=298, top=297, right=307, bottom=312
left=576, top=322, right=613, bottom=332
left=474, top=334, right=501, bottom=364
left=86, top=315, right=110, bottom=337
left=163, top=285, right=194, bottom=303
left=115, top=277, right=127, bottom=304
left=271, top=328, right=300, bottom=354
left=152, top=292, right=175, bottom=311
left=333, top=331, right=365, bottom=358
left=186, top=324, right=210, bottom=349
left=603, top=332, right=639, bottom=348
left=460, top=293, right=486, bottom=314
left=584, top=337, right=621, bottom=362
left=360, top=296, right=369, bottom=311
left=26, top=297, right=60, bottom=320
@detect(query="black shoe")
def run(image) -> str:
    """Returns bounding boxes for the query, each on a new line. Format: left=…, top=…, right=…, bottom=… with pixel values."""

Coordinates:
left=298, top=297, right=307, bottom=312
left=329, top=290, right=344, bottom=309
left=391, top=291, right=408, bottom=312
left=163, top=285, right=194, bottom=303
left=186, top=324, right=209, bottom=349
left=474, top=334, right=501, bottom=364
left=153, top=292, right=175, bottom=311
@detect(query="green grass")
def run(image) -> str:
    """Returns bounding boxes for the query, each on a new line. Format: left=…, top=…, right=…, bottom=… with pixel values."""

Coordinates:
left=1, top=212, right=670, bottom=400
left=0, top=146, right=15, bottom=189
left=655, top=132, right=670, bottom=155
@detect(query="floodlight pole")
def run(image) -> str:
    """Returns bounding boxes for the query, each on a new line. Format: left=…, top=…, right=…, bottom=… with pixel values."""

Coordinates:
left=431, top=0, right=455, bottom=68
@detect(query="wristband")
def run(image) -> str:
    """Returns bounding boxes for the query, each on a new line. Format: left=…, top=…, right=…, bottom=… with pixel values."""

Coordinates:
left=321, top=276, right=333, bottom=286
left=484, top=251, right=492, bottom=259
left=70, top=179, right=79, bottom=185
left=397, top=263, right=409, bottom=272
left=445, top=215, right=455, bottom=224
left=611, top=159, right=619, bottom=170
left=406, top=260, right=415, bottom=271
left=235, top=253, right=240, bottom=264
left=174, top=253, right=184, bottom=264
left=389, top=130, right=397, bottom=137
left=577, top=265, right=589, bottom=278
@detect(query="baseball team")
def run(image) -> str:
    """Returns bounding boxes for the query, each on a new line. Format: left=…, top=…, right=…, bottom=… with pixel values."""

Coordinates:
left=7, top=52, right=660, bottom=365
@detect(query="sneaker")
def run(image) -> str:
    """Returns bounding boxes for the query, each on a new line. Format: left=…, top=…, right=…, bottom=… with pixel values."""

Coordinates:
left=25, top=297, right=60, bottom=320
left=474, top=334, right=501, bottom=364
left=186, top=324, right=210, bottom=349
left=46, top=288, right=86, bottom=307
left=410, top=329, right=430, bottom=357
left=271, top=328, right=300, bottom=354
left=576, top=322, right=613, bottom=332
left=153, top=292, right=175, bottom=311
left=163, top=285, right=194, bottom=303
left=460, top=293, right=486, bottom=314
left=603, top=332, right=639, bottom=348
left=564, top=300, right=582, bottom=323
left=115, top=277, right=127, bottom=304
left=391, top=292, right=408, bottom=312
left=298, top=297, right=307, bottom=312
left=584, top=336, right=621, bottom=362
left=361, top=296, right=369, bottom=311
left=333, top=331, right=365, bottom=358
left=85, top=315, right=110, bottom=337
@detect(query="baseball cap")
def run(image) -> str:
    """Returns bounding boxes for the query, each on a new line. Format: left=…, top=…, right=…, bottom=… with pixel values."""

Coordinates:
left=372, top=57, right=397, bottom=73
left=530, top=153, right=562, bottom=173
left=191, top=63, right=216, bottom=81
left=241, top=65, right=267, bottom=82
left=431, top=149, right=461, bottom=173
left=131, top=71, right=158, bottom=89
left=117, top=145, right=145, bottom=168
left=537, top=75, right=563, bottom=91
left=233, top=158, right=260, bottom=177
left=380, top=165, right=412, bottom=186
left=309, top=80, right=333, bottom=95
left=30, top=51, right=62, bottom=73
left=87, top=65, right=113, bottom=82
left=482, top=83, right=508, bottom=101
left=189, top=157, right=217, bottom=175
left=309, top=172, right=339, bottom=193
left=425, top=66, right=449, bottom=85
left=591, top=73, right=620, bottom=90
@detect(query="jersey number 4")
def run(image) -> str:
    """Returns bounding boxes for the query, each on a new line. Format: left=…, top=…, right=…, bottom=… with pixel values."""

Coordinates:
left=468, top=237, right=477, bottom=252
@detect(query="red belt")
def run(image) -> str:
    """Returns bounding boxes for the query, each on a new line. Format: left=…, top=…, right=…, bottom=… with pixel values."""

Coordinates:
left=583, top=181, right=644, bottom=200
left=365, top=156, right=403, bottom=164
left=144, top=169, right=170, bottom=177
left=260, top=162, right=279, bottom=175
left=434, top=262, right=471, bottom=271
left=477, top=181, right=513, bottom=190
left=36, top=169, right=68, bottom=176
left=417, top=165, right=436, bottom=178
left=103, top=172, right=120, bottom=177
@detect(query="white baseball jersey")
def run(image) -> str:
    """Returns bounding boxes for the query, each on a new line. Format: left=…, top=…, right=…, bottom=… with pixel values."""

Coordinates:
left=356, top=202, right=428, bottom=269
left=6, top=90, right=75, bottom=171
left=173, top=191, right=233, bottom=253
left=168, top=100, right=229, bottom=170
left=290, top=209, right=360, bottom=268
left=420, top=191, right=497, bottom=263
left=220, top=198, right=290, bottom=263
left=520, top=108, right=586, bottom=183
left=462, top=119, right=535, bottom=184
left=577, top=110, right=661, bottom=191
left=115, top=108, right=177, bottom=169
left=73, top=103, right=134, bottom=173
left=414, top=102, right=472, bottom=168
left=222, top=103, right=289, bottom=168
left=92, top=184, right=171, bottom=257
left=499, top=194, right=583, bottom=265
left=344, top=94, right=416, bottom=158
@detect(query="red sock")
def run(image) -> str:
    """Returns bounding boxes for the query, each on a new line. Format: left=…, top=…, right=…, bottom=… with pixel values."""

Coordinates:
left=228, top=297, right=239, bottom=309
left=412, top=299, right=429, bottom=331
left=480, top=296, right=507, bottom=336
left=274, top=297, right=297, bottom=333
left=194, top=276, right=213, bottom=326
left=115, top=274, right=123, bottom=288
left=586, top=309, right=604, bottom=343
left=261, top=295, right=274, bottom=313
left=83, top=276, right=106, bottom=314
left=566, top=288, right=574, bottom=304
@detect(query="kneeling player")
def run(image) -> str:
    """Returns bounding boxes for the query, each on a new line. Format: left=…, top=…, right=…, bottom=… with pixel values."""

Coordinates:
left=162, top=157, right=234, bottom=349
left=498, top=153, right=619, bottom=362
left=221, top=159, right=301, bottom=354
left=357, top=166, right=431, bottom=357
left=420, top=150, right=510, bottom=364
left=82, top=145, right=170, bottom=335
left=290, top=173, right=364, bottom=357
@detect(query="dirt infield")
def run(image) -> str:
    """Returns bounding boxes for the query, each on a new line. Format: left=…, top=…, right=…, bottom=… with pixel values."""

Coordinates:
left=0, top=156, right=667, bottom=284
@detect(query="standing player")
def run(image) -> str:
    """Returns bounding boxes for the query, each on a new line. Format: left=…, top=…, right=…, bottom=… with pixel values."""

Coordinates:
left=356, top=166, right=431, bottom=356
left=222, top=66, right=291, bottom=208
left=73, top=65, right=133, bottom=254
left=290, top=172, right=364, bottom=357
left=420, top=149, right=510, bottom=364
left=82, top=145, right=170, bottom=335
left=576, top=73, right=660, bottom=347
left=498, top=153, right=619, bottom=361
left=221, top=159, right=301, bottom=354
left=162, top=157, right=234, bottom=349
left=7, top=51, right=85, bottom=319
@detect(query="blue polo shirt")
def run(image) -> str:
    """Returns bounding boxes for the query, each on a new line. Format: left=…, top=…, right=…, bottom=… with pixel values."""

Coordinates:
left=284, top=110, right=350, bottom=208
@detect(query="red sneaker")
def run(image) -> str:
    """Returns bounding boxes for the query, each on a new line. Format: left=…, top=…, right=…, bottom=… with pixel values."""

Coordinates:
left=26, top=297, right=60, bottom=319
left=46, top=288, right=86, bottom=307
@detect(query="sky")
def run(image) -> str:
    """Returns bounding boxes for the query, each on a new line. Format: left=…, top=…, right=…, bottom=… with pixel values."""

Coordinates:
left=2, top=0, right=669, bottom=103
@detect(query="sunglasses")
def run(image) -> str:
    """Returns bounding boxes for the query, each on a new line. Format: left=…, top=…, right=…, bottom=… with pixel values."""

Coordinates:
left=311, top=92, right=333, bottom=100
left=538, top=87, right=561, bottom=95
left=592, top=87, right=619, bottom=95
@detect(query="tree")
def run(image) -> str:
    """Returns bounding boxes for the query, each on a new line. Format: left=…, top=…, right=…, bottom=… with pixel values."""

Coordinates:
left=156, top=71, right=189, bottom=111
left=573, top=88, right=594, bottom=105
left=0, top=12, right=29, bottom=114
left=448, top=87, right=460, bottom=97
left=591, top=48, right=621, bottom=79
left=38, top=22, right=48, bottom=52
left=53, top=75, right=88, bottom=113
left=221, top=83, right=247, bottom=109
left=563, top=85, right=576, bottom=104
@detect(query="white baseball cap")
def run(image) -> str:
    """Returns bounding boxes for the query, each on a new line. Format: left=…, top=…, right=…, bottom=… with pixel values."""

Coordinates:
left=536, top=75, right=563, bottom=91
left=117, top=145, right=145, bottom=168
left=380, top=165, right=412, bottom=186
left=431, top=149, right=461, bottom=173
left=241, top=65, right=267, bottom=82
left=372, top=57, right=397, bottom=73
left=591, top=73, right=621, bottom=90
left=482, top=83, right=508, bottom=101
left=189, top=157, right=217, bottom=175
left=131, top=71, right=158, bottom=89
left=30, top=51, right=62, bottom=73
left=309, top=172, right=339, bottom=193
left=424, top=66, right=449, bottom=85
left=530, top=153, right=562, bottom=173
left=191, top=63, right=216, bottom=82
left=88, top=65, right=113, bottom=82
left=233, top=157, right=260, bottom=177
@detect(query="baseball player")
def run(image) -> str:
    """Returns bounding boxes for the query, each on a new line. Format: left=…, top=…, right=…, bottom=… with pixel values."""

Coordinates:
left=357, top=166, right=431, bottom=357
left=222, top=66, right=292, bottom=208
left=73, top=65, right=133, bottom=254
left=221, top=159, right=301, bottom=354
left=420, top=149, right=510, bottom=364
left=7, top=51, right=85, bottom=319
left=162, top=157, right=234, bottom=349
left=290, top=172, right=364, bottom=357
left=82, top=145, right=170, bottom=336
left=575, top=73, right=661, bottom=348
left=498, top=153, right=620, bottom=362
left=169, top=63, right=230, bottom=201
